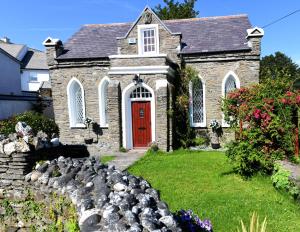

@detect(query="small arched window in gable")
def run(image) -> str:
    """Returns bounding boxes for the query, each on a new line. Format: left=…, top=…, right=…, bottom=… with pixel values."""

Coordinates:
left=67, top=79, right=85, bottom=127
left=189, top=78, right=205, bottom=127
left=224, top=75, right=237, bottom=96
left=99, top=77, right=110, bottom=127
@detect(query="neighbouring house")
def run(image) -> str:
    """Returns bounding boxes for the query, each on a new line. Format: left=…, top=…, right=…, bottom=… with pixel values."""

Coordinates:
left=0, top=37, right=52, bottom=119
left=44, top=6, right=263, bottom=152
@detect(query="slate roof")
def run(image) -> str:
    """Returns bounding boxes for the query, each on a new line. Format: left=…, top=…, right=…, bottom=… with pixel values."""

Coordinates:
left=21, top=48, right=48, bottom=70
left=0, top=43, right=26, bottom=61
left=57, top=14, right=252, bottom=60
left=0, top=42, right=48, bottom=70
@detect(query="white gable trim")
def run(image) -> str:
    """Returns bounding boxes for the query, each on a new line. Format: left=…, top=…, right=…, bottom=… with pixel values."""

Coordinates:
left=66, top=77, right=86, bottom=128
left=108, top=66, right=174, bottom=75
left=109, top=54, right=167, bottom=59
left=122, top=82, right=155, bottom=149
left=222, top=71, right=240, bottom=127
left=246, top=27, right=264, bottom=38
left=98, top=76, right=110, bottom=127
left=117, top=6, right=181, bottom=39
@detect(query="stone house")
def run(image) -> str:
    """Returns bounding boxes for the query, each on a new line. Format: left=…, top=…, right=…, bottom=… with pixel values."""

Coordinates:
left=44, top=6, right=263, bottom=152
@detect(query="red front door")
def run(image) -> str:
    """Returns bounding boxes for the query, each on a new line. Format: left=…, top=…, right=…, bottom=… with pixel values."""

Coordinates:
left=132, top=101, right=152, bottom=148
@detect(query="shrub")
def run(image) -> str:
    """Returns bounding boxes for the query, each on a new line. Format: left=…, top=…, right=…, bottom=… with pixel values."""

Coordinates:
left=271, top=163, right=300, bottom=199
left=175, top=209, right=213, bottom=232
left=222, top=78, right=298, bottom=177
left=238, top=212, right=267, bottom=232
left=0, top=111, right=59, bottom=137
left=193, top=136, right=209, bottom=147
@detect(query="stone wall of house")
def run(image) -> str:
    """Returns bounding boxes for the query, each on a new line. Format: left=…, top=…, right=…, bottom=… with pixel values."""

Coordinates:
left=48, top=55, right=174, bottom=152
left=117, top=8, right=181, bottom=63
left=184, top=48, right=261, bottom=128
left=48, top=64, right=111, bottom=151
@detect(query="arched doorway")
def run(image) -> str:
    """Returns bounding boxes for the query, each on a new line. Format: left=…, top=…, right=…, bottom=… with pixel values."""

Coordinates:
left=122, top=83, right=155, bottom=149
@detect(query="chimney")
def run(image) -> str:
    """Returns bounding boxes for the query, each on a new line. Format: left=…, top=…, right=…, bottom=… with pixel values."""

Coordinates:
left=43, top=37, right=64, bottom=67
left=0, top=36, right=11, bottom=44
left=246, top=27, right=264, bottom=56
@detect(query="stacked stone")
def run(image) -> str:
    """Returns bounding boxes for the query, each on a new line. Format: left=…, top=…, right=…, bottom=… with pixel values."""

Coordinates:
left=0, top=136, right=32, bottom=187
left=27, top=156, right=181, bottom=232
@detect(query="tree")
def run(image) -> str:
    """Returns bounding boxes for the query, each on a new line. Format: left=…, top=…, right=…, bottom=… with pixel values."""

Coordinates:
left=153, top=0, right=199, bottom=20
left=260, top=52, right=300, bottom=83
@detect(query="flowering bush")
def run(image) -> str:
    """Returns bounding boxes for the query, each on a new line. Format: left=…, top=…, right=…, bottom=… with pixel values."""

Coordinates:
left=222, top=78, right=299, bottom=176
left=175, top=209, right=213, bottom=232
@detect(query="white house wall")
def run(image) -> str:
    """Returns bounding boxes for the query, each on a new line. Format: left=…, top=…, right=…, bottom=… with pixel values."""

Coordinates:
left=21, top=70, right=49, bottom=92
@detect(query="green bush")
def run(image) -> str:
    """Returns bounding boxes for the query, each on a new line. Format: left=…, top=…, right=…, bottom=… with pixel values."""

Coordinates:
left=193, top=136, right=209, bottom=147
left=222, top=78, right=298, bottom=177
left=0, top=111, right=59, bottom=137
left=271, top=163, right=300, bottom=199
left=271, top=163, right=291, bottom=190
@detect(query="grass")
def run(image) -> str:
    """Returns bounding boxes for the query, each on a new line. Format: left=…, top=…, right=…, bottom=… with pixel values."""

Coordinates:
left=128, top=150, right=300, bottom=232
left=100, top=155, right=115, bottom=164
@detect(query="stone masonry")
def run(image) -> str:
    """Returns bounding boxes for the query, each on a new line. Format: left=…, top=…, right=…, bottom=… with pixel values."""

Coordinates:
left=44, top=7, right=263, bottom=152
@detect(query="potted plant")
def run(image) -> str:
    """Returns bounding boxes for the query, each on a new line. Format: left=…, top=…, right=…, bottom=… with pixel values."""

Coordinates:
left=210, top=119, right=222, bottom=149
left=84, top=117, right=94, bottom=144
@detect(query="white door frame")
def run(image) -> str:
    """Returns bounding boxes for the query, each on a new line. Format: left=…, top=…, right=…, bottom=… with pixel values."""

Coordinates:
left=122, top=83, right=155, bottom=149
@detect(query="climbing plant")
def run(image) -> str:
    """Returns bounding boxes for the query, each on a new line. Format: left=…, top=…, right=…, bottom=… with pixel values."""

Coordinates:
left=173, top=65, right=199, bottom=148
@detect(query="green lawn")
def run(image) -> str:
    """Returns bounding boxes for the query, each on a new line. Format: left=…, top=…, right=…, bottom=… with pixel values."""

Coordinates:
left=128, top=150, right=300, bottom=232
left=100, top=155, right=115, bottom=164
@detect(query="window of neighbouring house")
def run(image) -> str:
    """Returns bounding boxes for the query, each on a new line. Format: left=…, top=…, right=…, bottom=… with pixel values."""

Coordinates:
left=189, top=78, right=205, bottom=127
left=29, top=72, right=38, bottom=82
left=67, top=78, right=85, bottom=127
left=138, top=24, right=159, bottom=55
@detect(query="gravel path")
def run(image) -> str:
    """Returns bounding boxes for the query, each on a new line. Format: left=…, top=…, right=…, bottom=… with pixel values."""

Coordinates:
left=104, top=149, right=146, bottom=171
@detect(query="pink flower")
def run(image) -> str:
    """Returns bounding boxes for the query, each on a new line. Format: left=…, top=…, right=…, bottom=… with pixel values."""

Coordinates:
left=281, top=98, right=288, bottom=104
left=296, top=95, right=300, bottom=104
left=286, top=91, right=293, bottom=97
left=253, top=109, right=261, bottom=119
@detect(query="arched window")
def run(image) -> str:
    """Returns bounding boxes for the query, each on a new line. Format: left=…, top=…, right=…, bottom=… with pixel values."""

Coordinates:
left=67, top=78, right=85, bottom=127
left=222, top=71, right=240, bottom=97
left=130, top=86, right=152, bottom=99
left=189, top=78, right=205, bottom=127
left=222, top=71, right=240, bottom=126
left=225, top=75, right=237, bottom=96
left=99, top=77, right=110, bottom=127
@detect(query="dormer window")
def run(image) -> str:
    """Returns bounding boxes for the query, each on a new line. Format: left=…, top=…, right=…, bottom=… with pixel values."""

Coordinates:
left=138, top=24, right=159, bottom=55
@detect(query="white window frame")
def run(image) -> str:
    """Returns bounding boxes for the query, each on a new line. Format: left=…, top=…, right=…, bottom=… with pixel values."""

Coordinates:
left=67, top=77, right=86, bottom=128
left=98, top=76, right=110, bottom=128
left=138, top=24, right=159, bottom=55
left=189, top=77, right=206, bottom=127
left=222, top=71, right=240, bottom=127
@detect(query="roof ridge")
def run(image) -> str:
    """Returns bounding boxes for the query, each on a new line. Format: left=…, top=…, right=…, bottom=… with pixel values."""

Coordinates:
left=84, top=22, right=131, bottom=27
left=164, top=14, right=248, bottom=23
left=83, top=14, right=248, bottom=28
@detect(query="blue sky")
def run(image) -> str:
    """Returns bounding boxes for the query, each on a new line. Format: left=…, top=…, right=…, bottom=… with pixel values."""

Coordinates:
left=1, top=0, right=299, bottom=64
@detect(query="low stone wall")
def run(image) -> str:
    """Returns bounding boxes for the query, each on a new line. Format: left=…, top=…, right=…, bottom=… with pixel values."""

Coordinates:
left=0, top=152, right=33, bottom=188
left=0, top=138, right=181, bottom=231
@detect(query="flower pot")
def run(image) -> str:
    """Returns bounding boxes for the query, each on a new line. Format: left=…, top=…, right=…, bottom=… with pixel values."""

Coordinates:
left=211, top=143, right=220, bottom=149
left=84, top=138, right=93, bottom=144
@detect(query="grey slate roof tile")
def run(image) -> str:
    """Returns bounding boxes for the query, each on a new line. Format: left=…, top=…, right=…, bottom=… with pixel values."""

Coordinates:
left=57, top=14, right=252, bottom=60
left=21, top=48, right=48, bottom=70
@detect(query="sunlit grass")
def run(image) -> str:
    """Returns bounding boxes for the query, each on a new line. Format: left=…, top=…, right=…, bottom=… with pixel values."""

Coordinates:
left=128, top=150, right=300, bottom=232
